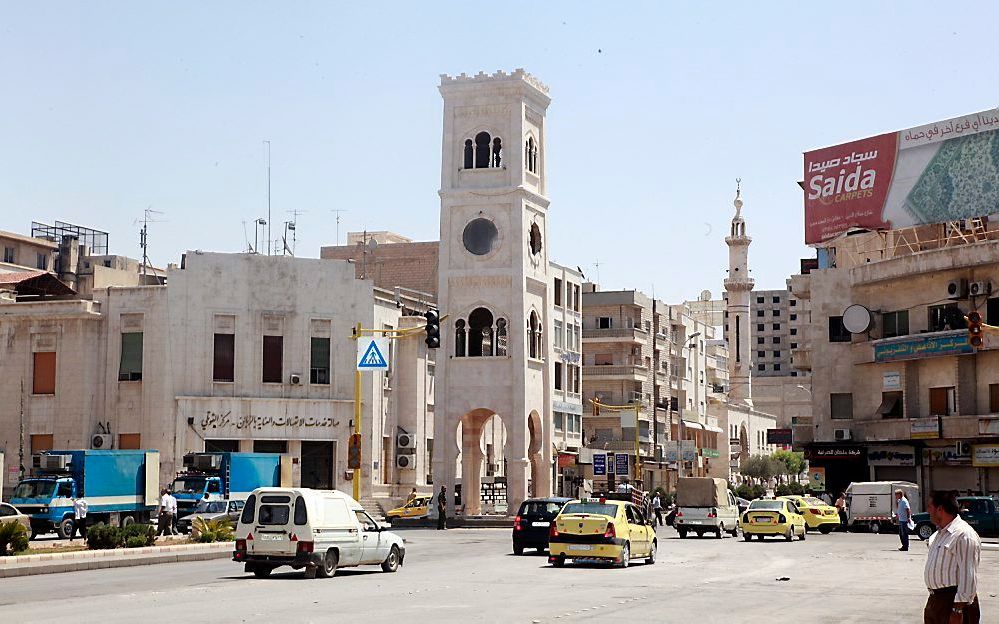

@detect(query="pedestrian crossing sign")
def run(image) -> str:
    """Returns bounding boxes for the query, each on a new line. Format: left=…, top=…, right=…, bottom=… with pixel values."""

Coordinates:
left=357, top=337, right=390, bottom=371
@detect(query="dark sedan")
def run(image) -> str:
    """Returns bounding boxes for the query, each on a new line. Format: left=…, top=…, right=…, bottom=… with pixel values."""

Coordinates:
left=512, top=497, right=573, bottom=555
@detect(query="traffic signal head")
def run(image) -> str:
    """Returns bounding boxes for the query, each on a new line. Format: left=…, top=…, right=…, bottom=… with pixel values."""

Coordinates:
left=347, top=433, right=362, bottom=469
left=967, top=311, right=984, bottom=348
left=424, top=309, right=440, bottom=349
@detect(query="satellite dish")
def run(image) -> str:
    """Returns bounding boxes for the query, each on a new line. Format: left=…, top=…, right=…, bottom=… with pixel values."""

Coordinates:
left=699, top=290, right=712, bottom=301
left=842, top=304, right=873, bottom=334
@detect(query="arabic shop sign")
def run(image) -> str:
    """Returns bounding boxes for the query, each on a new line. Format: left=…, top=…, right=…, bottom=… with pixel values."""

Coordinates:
left=874, top=331, right=973, bottom=363
left=910, top=416, right=941, bottom=440
left=805, top=447, right=864, bottom=460
left=972, top=445, right=999, bottom=468
left=868, top=445, right=916, bottom=467
left=201, top=410, right=336, bottom=431
left=701, top=448, right=721, bottom=459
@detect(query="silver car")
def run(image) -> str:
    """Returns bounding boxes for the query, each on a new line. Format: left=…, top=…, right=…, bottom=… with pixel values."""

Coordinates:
left=0, top=502, right=32, bottom=535
left=177, top=499, right=244, bottom=534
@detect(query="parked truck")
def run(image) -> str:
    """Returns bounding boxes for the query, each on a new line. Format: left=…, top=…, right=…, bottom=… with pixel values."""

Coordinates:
left=845, top=481, right=920, bottom=533
left=170, top=452, right=292, bottom=519
left=11, top=450, right=160, bottom=539
left=674, top=477, right=741, bottom=539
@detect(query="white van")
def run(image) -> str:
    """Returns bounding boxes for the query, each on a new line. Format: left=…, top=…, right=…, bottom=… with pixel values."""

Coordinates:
left=675, top=477, right=741, bottom=538
left=845, top=481, right=920, bottom=533
left=233, top=487, right=406, bottom=578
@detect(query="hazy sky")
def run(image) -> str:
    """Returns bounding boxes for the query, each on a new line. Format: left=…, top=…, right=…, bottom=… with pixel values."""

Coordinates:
left=2, top=2, right=997, bottom=302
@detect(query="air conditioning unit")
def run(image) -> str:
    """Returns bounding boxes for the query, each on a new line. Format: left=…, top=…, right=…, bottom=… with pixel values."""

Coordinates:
left=396, top=454, right=415, bottom=470
left=397, top=432, right=417, bottom=449
left=192, top=453, right=222, bottom=471
left=91, top=434, right=113, bottom=449
left=834, top=428, right=852, bottom=441
left=36, top=454, right=72, bottom=471
left=289, top=373, right=302, bottom=385
left=946, top=279, right=968, bottom=300
left=956, top=441, right=972, bottom=457
left=970, top=281, right=992, bottom=297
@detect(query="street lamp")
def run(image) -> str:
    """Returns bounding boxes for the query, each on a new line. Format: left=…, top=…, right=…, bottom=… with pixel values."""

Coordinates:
left=254, top=218, right=267, bottom=254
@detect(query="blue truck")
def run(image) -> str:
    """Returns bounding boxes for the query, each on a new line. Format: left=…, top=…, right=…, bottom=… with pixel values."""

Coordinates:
left=170, top=452, right=291, bottom=520
left=11, top=450, right=160, bottom=539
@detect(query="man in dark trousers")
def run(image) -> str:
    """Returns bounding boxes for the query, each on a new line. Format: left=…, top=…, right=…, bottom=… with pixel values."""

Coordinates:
left=436, top=486, right=448, bottom=530
left=924, top=490, right=981, bottom=623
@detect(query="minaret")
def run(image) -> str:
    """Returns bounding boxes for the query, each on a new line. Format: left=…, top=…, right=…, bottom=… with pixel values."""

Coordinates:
left=724, top=181, right=754, bottom=406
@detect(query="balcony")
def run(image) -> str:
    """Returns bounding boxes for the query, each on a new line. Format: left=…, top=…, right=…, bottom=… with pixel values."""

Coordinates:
left=583, top=327, right=647, bottom=343
left=791, top=348, right=811, bottom=371
left=789, top=274, right=810, bottom=299
left=584, top=362, right=648, bottom=381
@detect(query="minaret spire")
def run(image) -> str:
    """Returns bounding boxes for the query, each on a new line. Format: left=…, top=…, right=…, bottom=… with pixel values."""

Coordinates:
left=724, top=178, right=754, bottom=406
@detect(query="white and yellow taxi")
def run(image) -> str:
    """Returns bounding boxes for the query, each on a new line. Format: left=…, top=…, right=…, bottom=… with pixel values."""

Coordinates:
left=548, top=498, right=657, bottom=568
left=739, top=498, right=807, bottom=541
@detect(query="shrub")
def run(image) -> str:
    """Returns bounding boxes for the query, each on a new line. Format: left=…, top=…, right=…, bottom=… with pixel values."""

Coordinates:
left=734, top=484, right=766, bottom=501
left=788, top=482, right=806, bottom=496
left=125, top=536, right=149, bottom=549
left=122, top=523, right=156, bottom=547
left=86, top=524, right=123, bottom=550
left=192, top=517, right=234, bottom=543
left=775, top=484, right=791, bottom=497
left=0, top=521, right=30, bottom=555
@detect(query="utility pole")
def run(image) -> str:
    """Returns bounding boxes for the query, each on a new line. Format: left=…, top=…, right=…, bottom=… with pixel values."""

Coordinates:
left=652, top=298, right=660, bottom=488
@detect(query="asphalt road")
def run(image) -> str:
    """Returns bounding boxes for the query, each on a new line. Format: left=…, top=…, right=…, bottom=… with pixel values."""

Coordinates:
left=3, top=527, right=997, bottom=623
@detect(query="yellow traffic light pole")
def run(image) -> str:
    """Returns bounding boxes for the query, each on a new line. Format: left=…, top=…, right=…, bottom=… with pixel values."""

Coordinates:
left=589, top=398, right=644, bottom=485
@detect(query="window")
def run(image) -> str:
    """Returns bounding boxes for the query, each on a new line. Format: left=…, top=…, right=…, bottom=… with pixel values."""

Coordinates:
left=30, top=434, right=53, bottom=453
left=554, top=412, right=564, bottom=431
left=773, top=323, right=780, bottom=330
left=879, top=391, right=904, bottom=419
left=528, top=311, right=542, bottom=359
left=118, top=332, right=143, bottom=381
left=310, top=337, right=330, bottom=384
left=830, top=393, right=854, bottom=420
left=496, top=318, right=508, bottom=356
left=529, top=222, right=543, bottom=256
left=758, top=364, right=765, bottom=371
left=757, top=337, right=764, bottom=344
left=790, top=328, right=798, bottom=336
left=929, top=387, right=955, bottom=416
left=554, top=278, right=563, bottom=307
left=213, top=334, right=235, bottom=382
left=828, top=316, right=851, bottom=342
left=773, top=363, right=781, bottom=371
left=790, top=300, right=797, bottom=307
left=572, top=284, right=580, bottom=312
left=757, top=296, right=764, bottom=304
left=790, top=342, right=798, bottom=349
left=757, top=350, right=765, bottom=358
left=773, top=296, right=780, bottom=304
left=988, top=298, right=999, bottom=326
left=597, top=317, right=613, bottom=329
left=463, top=139, right=473, bottom=168
left=36, top=253, right=48, bottom=270
left=469, top=307, right=495, bottom=357
left=594, top=353, right=613, bottom=365
left=262, top=335, right=283, bottom=383
left=455, top=319, right=467, bottom=356
left=33, top=352, right=56, bottom=394
left=756, top=310, right=764, bottom=317
left=882, top=310, right=910, bottom=338
left=773, top=351, right=781, bottom=358
left=790, top=313, right=797, bottom=321
left=474, top=131, right=494, bottom=168
left=3, top=247, right=14, bottom=263
left=757, top=323, right=764, bottom=331
left=118, top=433, right=141, bottom=449
left=553, top=320, right=563, bottom=348
left=554, top=362, right=563, bottom=390
left=772, top=337, right=780, bottom=344
left=773, top=309, right=781, bottom=317
left=572, top=364, right=581, bottom=393
left=462, top=218, right=499, bottom=256
left=525, top=136, right=539, bottom=173
left=928, top=304, right=965, bottom=332
left=990, top=383, right=999, bottom=413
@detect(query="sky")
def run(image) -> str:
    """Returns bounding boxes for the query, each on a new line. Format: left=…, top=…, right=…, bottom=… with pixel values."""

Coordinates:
left=2, top=2, right=998, bottom=302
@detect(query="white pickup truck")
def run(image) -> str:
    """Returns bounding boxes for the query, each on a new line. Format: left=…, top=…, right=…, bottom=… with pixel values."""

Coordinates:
left=674, top=477, right=741, bottom=539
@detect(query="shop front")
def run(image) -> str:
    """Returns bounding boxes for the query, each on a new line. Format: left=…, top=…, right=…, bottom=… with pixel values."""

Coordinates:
left=804, top=445, right=867, bottom=497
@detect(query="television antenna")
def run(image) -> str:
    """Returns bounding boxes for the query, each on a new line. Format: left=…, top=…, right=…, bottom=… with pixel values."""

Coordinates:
left=331, top=209, right=348, bottom=246
left=283, top=209, right=306, bottom=256
left=135, top=207, right=165, bottom=279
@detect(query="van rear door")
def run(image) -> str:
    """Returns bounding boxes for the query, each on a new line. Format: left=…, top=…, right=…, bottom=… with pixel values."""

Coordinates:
left=247, top=493, right=295, bottom=555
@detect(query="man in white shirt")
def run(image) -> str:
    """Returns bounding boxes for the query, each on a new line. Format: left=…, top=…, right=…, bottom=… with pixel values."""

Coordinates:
left=166, top=490, right=179, bottom=535
left=924, top=490, right=981, bottom=623
left=157, top=488, right=175, bottom=536
left=70, top=496, right=89, bottom=541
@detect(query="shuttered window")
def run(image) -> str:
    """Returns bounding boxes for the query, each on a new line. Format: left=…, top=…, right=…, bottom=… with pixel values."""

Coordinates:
left=33, top=352, right=56, bottom=394
left=262, top=335, right=283, bottom=383
left=213, top=333, right=235, bottom=382
left=310, top=337, right=330, bottom=384
left=118, top=433, right=141, bottom=449
left=118, top=332, right=143, bottom=381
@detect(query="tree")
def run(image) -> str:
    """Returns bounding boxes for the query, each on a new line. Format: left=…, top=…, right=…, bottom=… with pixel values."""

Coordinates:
left=739, top=454, right=783, bottom=482
left=772, top=450, right=805, bottom=480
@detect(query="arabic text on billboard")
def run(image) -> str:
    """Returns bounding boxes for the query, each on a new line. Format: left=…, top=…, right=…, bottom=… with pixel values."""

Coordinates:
left=874, top=331, right=974, bottom=363
left=804, top=109, right=999, bottom=244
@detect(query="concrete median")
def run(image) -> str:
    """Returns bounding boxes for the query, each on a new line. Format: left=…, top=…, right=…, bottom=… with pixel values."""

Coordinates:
left=0, top=541, right=233, bottom=578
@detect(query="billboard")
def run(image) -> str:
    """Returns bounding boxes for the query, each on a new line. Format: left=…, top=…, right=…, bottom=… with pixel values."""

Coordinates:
left=804, top=109, right=999, bottom=244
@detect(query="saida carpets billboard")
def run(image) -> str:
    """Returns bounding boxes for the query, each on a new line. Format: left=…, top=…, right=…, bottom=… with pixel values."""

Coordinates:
left=804, top=109, right=999, bottom=244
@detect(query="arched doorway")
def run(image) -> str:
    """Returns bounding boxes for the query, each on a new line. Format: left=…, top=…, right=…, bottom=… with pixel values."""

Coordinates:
left=455, top=408, right=507, bottom=516
left=527, top=411, right=543, bottom=498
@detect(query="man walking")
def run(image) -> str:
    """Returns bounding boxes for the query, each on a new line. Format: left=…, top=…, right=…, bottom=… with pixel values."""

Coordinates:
left=436, top=486, right=448, bottom=531
left=835, top=491, right=848, bottom=530
left=167, top=489, right=179, bottom=535
left=924, top=490, right=981, bottom=623
left=895, top=489, right=913, bottom=551
left=70, top=495, right=88, bottom=541
left=157, top=488, right=175, bottom=536
left=651, top=492, right=663, bottom=527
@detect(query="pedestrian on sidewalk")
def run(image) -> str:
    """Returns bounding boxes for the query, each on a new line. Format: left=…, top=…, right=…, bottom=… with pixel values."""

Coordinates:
left=923, top=490, right=981, bottom=623
left=651, top=493, right=663, bottom=527
left=70, top=495, right=88, bottom=541
left=436, top=486, right=448, bottom=531
left=167, top=489, right=179, bottom=535
left=895, top=489, right=913, bottom=551
left=835, top=491, right=848, bottom=530
left=157, top=488, right=175, bottom=536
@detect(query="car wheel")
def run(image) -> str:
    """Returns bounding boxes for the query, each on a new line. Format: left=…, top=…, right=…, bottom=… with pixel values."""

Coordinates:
left=695, top=531, right=703, bottom=538
left=513, top=544, right=524, bottom=556
left=121, top=515, right=135, bottom=528
left=381, top=546, right=401, bottom=573
left=743, top=532, right=753, bottom=542
left=917, top=523, right=936, bottom=541
left=315, top=550, right=338, bottom=579
left=869, top=522, right=881, bottom=534
left=552, top=555, right=566, bottom=568
left=819, top=525, right=833, bottom=535
left=57, top=517, right=75, bottom=540
left=253, top=565, right=274, bottom=578
left=799, top=526, right=806, bottom=541
left=729, top=526, right=739, bottom=537
left=756, top=534, right=764, bottom=541
left=715, top=527, right=723, bottom=539
left=785, top=527, right=794, bottom=542
left=677, top=529, right=687, bottom=539
left=646, top=540, right=657, bottom=565
left=619, top=543, right=630, bottom=568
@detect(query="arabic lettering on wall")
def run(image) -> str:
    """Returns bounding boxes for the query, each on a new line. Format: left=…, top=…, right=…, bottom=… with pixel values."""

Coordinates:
left=200, top=409, right=337, bottom=431
left=902, top=111, right=999, bottom=147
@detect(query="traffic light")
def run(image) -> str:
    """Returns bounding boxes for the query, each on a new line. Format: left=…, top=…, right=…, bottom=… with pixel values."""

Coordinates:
left=967, top=311, right=984, bottom=348
left=347, top=433, right=362, bottom=469
left=424, top=309, right=440, bottom=349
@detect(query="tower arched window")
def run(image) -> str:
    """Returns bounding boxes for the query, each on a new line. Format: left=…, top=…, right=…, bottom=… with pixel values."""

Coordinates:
left=455, top=319, right=467, bottom=357
left=491, top=137, right=503, bottom=167
left=525, top=136, right=538, bottom=174
left=528, top=311, right=542, bottom=359
left=468, top=307, right=494, bottom=357
left=495, top=318, right=508, bottom=356
left=474, top=132, right=491, bottom=169
left=463, top=139, right=474, bottom=169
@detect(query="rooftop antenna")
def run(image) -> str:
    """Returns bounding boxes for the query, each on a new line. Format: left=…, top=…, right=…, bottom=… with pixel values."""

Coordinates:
left=331, top=209, right=348, bottom=246
left=284, top=209, right=306, bottom=256
left=264, top=140, right=272, bottom=255
left=593, top=258, right=602, bottom=285
left=241, top=220, right=252, bottom=253
left=136, top=207, right=164, bottom=280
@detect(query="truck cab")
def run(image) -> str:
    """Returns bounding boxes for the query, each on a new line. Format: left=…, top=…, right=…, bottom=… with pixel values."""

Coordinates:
left=171, top=473, right=224, bottom=515
left=11, top=477, right=77, bottom=537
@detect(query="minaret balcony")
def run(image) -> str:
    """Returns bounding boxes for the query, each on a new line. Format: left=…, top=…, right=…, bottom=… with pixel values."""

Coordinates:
left=723, top=278, right=755, bottom=291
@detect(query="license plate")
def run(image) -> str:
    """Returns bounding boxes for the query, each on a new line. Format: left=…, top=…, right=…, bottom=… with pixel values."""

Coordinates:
left=571, top=544, right=593, bottom=551
left=532, top=521, right=550, bottom=527
left=260, top=533, right=284, bottom=541
left=754, top=518, right=772, bottom=524
left=687, top=520, right=702, bottom=524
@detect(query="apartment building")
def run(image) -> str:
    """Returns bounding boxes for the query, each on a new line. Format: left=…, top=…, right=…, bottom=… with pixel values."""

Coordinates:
left=550, top=262, right=584, bottom=496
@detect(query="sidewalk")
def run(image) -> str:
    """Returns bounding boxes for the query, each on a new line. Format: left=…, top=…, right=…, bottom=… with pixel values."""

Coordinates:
left=0, top=541, right=233, bottom=578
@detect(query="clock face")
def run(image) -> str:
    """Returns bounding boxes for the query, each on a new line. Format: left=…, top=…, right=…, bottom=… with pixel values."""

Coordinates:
left=529, top=222, right=542, bottom=256
left=462, top=218, right=499, bottom=256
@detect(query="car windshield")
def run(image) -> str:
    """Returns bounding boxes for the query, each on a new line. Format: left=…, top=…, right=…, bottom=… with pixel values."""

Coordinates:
left=13, top=480, right=56, bottom=499
left=749, top=500, right=784, bottom=511
left=520, top=501, right=565, bottom=517
left=171, top=477, right=207, bottom=494
left=561, top=502, right=617, bottom=517
left=204, top=501, right=227, bottom=513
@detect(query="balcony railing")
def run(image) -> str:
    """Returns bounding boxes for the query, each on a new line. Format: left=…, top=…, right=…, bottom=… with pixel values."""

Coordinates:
left=583, top=327, right=647, bottom=342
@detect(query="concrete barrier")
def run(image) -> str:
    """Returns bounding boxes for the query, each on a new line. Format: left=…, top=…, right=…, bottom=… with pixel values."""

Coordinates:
left=0, top=541, right=233, bottom=578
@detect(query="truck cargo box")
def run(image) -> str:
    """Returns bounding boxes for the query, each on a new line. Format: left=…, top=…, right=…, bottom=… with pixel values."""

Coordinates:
left=676, top=477, right=729, bottom=508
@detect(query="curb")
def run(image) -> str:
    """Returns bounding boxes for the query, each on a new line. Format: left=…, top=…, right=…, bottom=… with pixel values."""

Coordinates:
left=0, top=542, right=233, bottom=578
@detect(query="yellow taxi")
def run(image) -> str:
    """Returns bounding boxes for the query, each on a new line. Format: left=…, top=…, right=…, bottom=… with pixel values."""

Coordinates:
left=386, top=495, right=431, bottom=521
left=779, top=495, right=840, bottom=534
left=548, top=498, right=657, bottom=568
left=739, top=498, right=806, bottom=541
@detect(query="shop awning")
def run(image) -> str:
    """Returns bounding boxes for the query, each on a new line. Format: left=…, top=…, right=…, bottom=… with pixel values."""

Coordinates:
left=704, top=424, right=724, bottom=433
left=681, top=421, right=705, bottom=430
left=877, top=393, right=900, bottom=416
